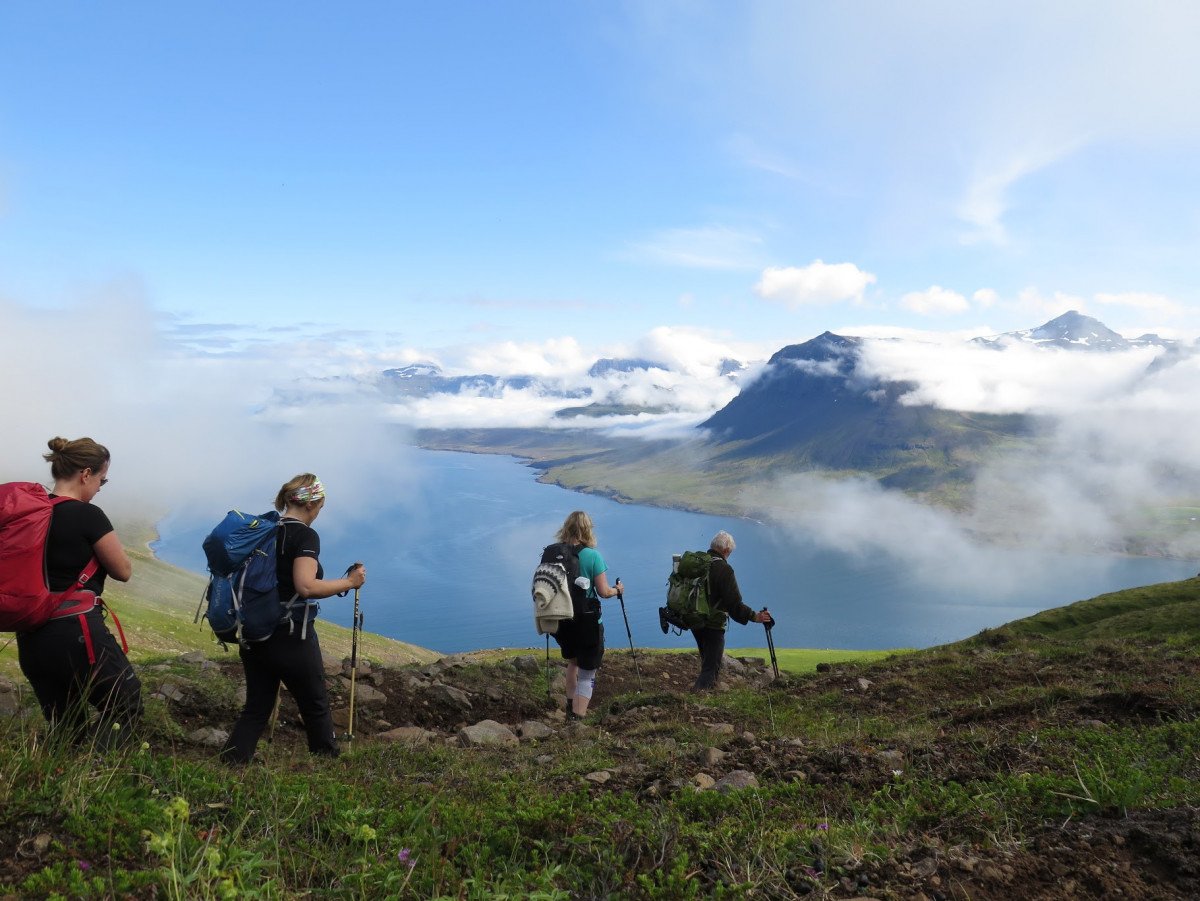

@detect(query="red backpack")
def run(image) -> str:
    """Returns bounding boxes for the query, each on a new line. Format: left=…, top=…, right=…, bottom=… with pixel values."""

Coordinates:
left=0, top=482, right=100, bottom=631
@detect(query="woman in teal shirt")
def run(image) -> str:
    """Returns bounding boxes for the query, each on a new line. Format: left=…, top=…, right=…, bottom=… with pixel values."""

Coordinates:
left=551, top=510, right=622, bottom=720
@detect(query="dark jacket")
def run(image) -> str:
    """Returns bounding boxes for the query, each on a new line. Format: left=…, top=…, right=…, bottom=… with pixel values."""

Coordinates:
left=707, top=551, right=755, bottom=627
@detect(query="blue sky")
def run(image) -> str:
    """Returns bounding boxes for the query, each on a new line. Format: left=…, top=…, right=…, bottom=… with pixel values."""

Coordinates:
left=3, top=1, right=1200, bottom=360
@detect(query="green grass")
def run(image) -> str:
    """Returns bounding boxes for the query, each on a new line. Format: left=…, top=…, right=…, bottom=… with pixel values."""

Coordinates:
left=961, top=576, right=1200, bottom=644
left=5, top=519, right=1200, bottom=897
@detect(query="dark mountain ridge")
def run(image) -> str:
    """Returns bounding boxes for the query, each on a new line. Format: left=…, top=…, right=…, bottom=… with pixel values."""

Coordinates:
left=699, top=331, right=1032, bottom=490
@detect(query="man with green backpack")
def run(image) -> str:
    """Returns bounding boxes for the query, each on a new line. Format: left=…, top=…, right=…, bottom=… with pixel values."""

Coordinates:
left=662, top=530, right=772, bottom=691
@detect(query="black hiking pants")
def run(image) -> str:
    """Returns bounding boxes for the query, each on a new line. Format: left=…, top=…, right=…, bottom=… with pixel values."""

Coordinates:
left=221, top=624, right=339, bottom=764
left=691, top=625, right=726, bottom=690
left=17, top=608, right=143, bottom=749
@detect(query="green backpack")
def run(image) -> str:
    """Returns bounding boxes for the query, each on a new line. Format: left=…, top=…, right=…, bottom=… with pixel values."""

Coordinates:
left=665, top=551, right=725, bottom=630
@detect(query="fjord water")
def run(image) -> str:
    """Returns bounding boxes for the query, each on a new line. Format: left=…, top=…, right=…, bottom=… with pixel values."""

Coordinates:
left=153, top=449, right=1197, bottom=655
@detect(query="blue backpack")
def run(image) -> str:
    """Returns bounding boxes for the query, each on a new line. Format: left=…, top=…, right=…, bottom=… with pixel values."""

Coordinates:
left=196, top=510, right=313, bottom=646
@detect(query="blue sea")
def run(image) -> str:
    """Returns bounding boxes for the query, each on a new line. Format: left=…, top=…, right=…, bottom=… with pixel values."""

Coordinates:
left=152, top=449, right=1198, bottom=655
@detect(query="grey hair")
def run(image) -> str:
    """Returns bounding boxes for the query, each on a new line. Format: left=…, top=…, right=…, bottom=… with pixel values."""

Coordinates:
left=709, top=530, right=736, bottom=555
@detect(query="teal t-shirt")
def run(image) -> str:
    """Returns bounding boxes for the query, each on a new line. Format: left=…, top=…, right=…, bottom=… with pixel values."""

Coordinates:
left=577, top=547, right=607, bottom=601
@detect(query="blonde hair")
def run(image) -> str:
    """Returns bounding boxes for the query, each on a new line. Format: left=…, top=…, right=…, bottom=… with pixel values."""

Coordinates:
left=275, top=473, right=325, bottom=511
left=43, top=436, right=110, bottom=480
left=556, top=510, right=597, bottom=548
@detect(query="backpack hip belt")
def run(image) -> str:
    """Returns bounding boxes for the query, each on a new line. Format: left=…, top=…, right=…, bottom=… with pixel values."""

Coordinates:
left=42, top=558, right=128, bottom=664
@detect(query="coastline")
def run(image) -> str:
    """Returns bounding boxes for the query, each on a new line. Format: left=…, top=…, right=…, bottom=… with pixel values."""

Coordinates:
left=415, top=434, right=1200, bottom=561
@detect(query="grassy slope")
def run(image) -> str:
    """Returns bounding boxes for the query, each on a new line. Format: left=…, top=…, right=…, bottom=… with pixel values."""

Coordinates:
left=3, top=576, right=1199, bottom=897
left=960, top=575, right=1200, bottom=643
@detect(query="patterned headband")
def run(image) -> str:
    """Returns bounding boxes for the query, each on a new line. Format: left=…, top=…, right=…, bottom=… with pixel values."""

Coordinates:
left=290, top=479, right=326, bottom=504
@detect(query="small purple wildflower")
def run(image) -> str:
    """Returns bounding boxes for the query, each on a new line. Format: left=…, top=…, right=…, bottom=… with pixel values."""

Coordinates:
left=816, top=822, right=829, bottom=831
left=398, top=848, right=415, bottom=869
left=77, top=859, right=92, bottom=871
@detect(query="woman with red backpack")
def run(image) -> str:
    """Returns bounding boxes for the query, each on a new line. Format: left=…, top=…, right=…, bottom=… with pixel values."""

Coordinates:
left=13, top=436, right=142, bottom=746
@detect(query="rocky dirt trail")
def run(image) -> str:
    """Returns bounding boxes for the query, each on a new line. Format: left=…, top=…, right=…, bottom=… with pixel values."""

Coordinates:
left=114, top=638, right=1200, bottom=900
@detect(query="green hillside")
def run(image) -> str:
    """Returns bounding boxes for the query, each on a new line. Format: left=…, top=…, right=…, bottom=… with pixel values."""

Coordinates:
left=4, top=538, right=1200, bottom=897
left=960, top=575, right=1200, bottom=644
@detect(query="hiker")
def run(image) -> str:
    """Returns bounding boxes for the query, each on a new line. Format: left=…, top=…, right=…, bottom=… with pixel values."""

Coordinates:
left=550, top=511, right=622, bottom=720
left=220, top=474, right=366, bottom=764
left=690, top=530, right=771, bottom=691
left=16, top=437, right=142, bottom=746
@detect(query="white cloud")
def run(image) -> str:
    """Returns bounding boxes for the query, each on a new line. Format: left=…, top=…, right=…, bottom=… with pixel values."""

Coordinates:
left=754, top=260, right=876, bottom=308
left=625, top=225, right=764, bottom=270
left=973, top=288, right=999, bottom=308
left=899, top=285, right=969, bottom=316
left=1014, top=288, right=1088, bottom=321
left=956, top=142, right=1082, bottom=246
left=857, top=337, right=1165, bottom=416
left=456, top=337, right=590, bottom=379
left=631, top=326, right=768, bottom=377
left=1094, top=291, right=1185, bottom=317
left=0, top=288, right=420, bottom=526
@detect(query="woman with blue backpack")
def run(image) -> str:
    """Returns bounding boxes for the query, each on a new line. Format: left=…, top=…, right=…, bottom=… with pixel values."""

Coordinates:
left=220, top=473, right=366, bottom=764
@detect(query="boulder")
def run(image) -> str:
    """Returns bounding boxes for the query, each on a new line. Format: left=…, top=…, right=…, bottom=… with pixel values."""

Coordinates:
left=378, top=726, right=439, bottom=745
left=187, top=727, right=229, bottom=747
left=458, top=720, right=518, bottom=748
left=721, top=655, right=746, bottom=674
left=154, top=682, right=186, bottom=703
left=0, top=691, right=19, bottom=718
left=177, top=651, right=206, bottom=665
left=584, top=770, right=611, bottom=784
left=428, top=683, right=472, bottom=709
left=510, top=655, right=541, bottom=674
left=516, top=720, right=554, bottom=741
left=714, top=770, right=759, bottom=793
left=339, top=680, right=387, bottom=707
left=692, top=773, right=716, bottom=790
left=702, top=747, right=728, bottom=767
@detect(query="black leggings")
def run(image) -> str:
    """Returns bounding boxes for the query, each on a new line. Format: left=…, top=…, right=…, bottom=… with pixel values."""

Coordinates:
left=221, top=624, right=338, bottom=764
left=17, top=609, right=143, bottom=748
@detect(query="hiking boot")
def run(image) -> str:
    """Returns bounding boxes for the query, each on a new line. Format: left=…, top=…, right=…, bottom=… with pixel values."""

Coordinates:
left=658, top=607, right=670, bottom=634
left=565, top=698, right=574, bottom=717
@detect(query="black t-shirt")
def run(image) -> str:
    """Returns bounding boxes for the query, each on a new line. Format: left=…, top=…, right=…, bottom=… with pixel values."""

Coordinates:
left=46, top=497, right=113, bottom=594
left=277, top=518, right=322, bottom=601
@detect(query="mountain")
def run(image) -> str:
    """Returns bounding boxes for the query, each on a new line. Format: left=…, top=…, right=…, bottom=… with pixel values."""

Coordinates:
left=377, top=363, right=599, bottom=401
left=699, top=331, right=1031, bottom=489
left=587, top=357, right=664, bottom=377
left=974, top=310, right=1180, bottom=352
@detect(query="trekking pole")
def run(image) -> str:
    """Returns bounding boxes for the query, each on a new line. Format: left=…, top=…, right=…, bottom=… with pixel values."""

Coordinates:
left=762, top=608, right=780, bottom=680
left=615, top=581, right=642, bottom=687
left=346, top=563, right=364, bottom=741
left=545, top=635, right=552, bottom=702
left=267, top=687, right=282, bottom=743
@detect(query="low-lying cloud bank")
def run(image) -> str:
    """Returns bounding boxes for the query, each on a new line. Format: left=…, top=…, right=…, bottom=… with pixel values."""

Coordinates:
left=6, top=290, right=1199, bottom=567
left=0, top=292, right=766, bottom=523
left=744, top=333, right=1200, bottom=565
